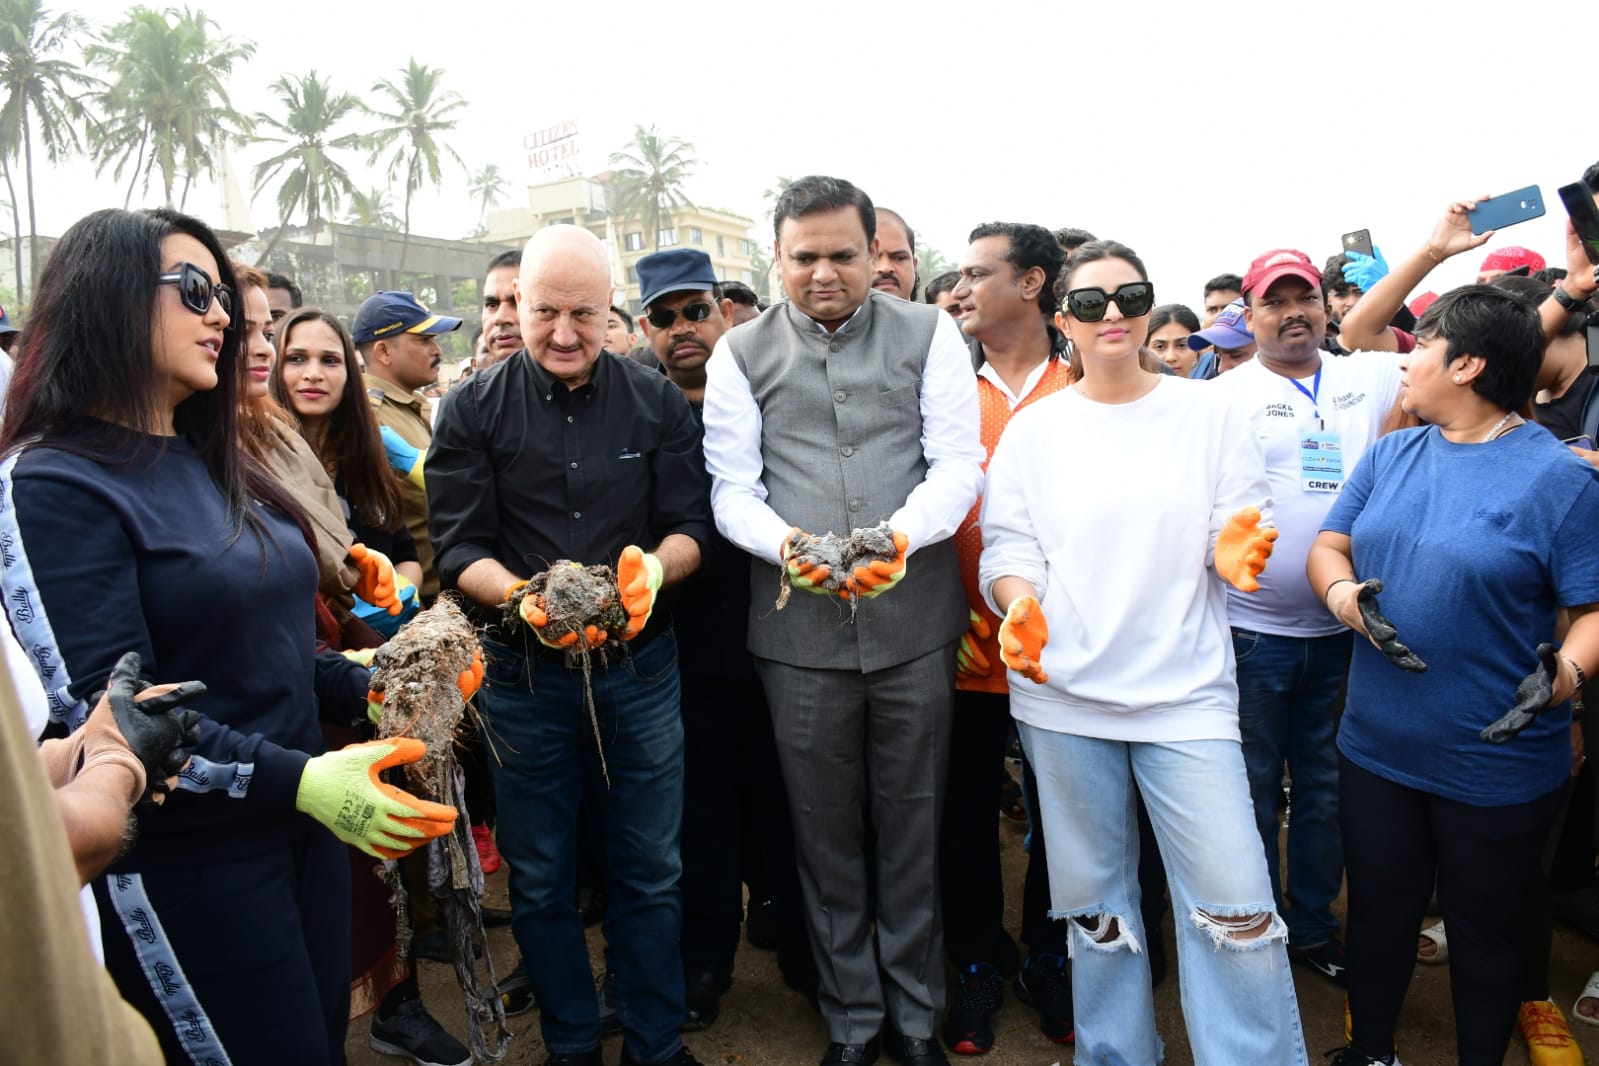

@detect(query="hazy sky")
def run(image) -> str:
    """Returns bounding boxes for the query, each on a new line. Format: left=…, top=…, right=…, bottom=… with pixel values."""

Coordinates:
left=29, top=0, right=1595, bottom=307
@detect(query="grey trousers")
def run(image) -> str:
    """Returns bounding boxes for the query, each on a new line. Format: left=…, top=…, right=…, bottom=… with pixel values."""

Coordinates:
left=755, top=643, right=956, bottom=1044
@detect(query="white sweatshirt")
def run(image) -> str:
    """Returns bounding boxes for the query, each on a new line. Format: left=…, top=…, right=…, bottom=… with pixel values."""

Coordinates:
left=978, top=377, right=1271, bottom=742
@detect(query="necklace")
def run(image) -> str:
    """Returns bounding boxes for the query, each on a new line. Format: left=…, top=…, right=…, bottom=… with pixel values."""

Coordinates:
left=1480, top=412, right=1519, bottom=443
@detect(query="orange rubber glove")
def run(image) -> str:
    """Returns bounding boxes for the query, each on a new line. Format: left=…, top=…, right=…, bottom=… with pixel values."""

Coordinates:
left=847, top=531, right=909, bottom=600
left=349, top=543, right=401, bottom=616
left=1214, top=506, right=1278, bottom=593
left=516, top=565, right=602, bottom=648
left=781, top=528, right=834, bottom=594
left=617, top=546, right=664, bottom=640
left=295, top=738, right=457, bottom=859
left=998, top=595, right=1050, bottom=685
left=955, top=608, right=993, bottom=682
left=458, top=647, right=485, bottom=700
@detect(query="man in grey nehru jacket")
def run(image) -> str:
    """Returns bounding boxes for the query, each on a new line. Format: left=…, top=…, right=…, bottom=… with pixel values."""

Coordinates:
left=702, top=175, right=982, bottom=1066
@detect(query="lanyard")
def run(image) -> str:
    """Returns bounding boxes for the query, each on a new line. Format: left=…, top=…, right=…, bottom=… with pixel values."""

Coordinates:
left=1289, top=366, right=1323, bottom=430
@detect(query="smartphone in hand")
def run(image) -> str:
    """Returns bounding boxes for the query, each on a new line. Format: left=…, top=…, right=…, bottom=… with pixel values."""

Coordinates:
left=1468, top=186, right=1545, bottom=235
left=1341, top=229, right=1374, bottom=258
left=1558, top=182, right=1599, bottom=266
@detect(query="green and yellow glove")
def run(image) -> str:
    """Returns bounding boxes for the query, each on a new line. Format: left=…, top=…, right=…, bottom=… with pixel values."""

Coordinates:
left=955, top=609, right=993, bottom=682
left=617, top=546, right=664, bottom=640
left=781, top=528, right=834, bottom=595
left=295, top=738, right=457, bottom=858
left=847, top=530, right=909, bottom=600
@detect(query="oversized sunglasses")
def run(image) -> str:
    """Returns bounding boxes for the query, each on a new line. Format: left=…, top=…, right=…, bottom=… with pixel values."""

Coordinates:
left=1063, top=282, right=1154, bottom=322
left=158, top=262, right=233, bottom=317
left=646, top=301, right=715, bottom=330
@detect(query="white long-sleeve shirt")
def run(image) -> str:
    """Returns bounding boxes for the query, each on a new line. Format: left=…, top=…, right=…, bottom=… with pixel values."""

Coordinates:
left=979, top=376, right=1272, bottom=742
left=703, top=304, right=983, bottom=564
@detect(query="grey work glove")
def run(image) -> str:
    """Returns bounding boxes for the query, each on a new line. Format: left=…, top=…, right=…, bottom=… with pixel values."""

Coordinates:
left=92, top=652, right=205, bottom=799
left=1481, top=643, right=1560, bottom=744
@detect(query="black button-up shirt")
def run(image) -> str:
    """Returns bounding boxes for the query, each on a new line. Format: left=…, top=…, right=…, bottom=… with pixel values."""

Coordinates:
left=427, top=349, right=711, bottom=644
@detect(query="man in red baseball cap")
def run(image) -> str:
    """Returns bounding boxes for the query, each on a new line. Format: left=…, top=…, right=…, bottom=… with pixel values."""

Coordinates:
left=1477, top=246, right=1546, bottom=284
left=1213, top=247, right=1407, bottom=993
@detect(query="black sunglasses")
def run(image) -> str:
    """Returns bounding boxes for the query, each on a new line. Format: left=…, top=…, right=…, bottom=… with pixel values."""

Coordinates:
left=1064, top=282, right=1154, bottom=322
left=158, top=262, right=233, bottom=317
left=646, top=301, right=715, bottom=330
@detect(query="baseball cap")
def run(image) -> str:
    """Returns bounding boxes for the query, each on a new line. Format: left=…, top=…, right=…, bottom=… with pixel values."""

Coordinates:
left=1479, top=246, right=1545, bottom=275
left=1242, top=249, right=1323, bottom=298
left=1187, top=298, right=1255, bottom=350
left=351, top=291, right=462, bottom=345
left=0, top=306, right=17, bottom=336
left=636, top=248, right=719, bottom=310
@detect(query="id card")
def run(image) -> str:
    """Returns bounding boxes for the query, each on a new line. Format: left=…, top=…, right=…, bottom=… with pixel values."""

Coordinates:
left=1300, top=430, right=1344, bottom=492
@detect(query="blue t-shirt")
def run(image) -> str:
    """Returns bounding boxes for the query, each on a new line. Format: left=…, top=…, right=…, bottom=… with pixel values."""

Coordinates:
left=1322, top=424, right=1599, bottom=806
left=0, top=432, right=323, bottom=869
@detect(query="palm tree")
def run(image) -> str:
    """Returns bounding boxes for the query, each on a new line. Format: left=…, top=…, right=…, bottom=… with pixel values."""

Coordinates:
left=250, top=70, right=362, bottom=265
left=86, top=7, right=254, bottom=211
left=0, top=0, right=92, bottom=298
left=364, top=58, right=465, bottom=274
left=607, top=124, right=698, bottom=253
left=468, top=163, right=508, bottom=224
left=345, top=185, right=401, bottom=231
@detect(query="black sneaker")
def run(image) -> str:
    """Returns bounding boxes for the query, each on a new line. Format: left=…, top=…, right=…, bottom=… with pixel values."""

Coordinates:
left=1324, top=1046, right=1399, bottom=1065
left=597, top=969, right=621, bottom=1035
left=941, top=963, right=1003, bottom=1054
left=497, top=959, right=536, bottom=1016
left=1014, top=953, right=1073, bottom=1044
left=370, top=990, right=472, bottom=1066
left=746, top=897, right=779, bottom=949
left=1293, top=938, right=1348, bottom=987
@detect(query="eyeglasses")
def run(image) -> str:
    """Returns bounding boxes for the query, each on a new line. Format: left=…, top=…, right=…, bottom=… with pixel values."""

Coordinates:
left=158, top=262, right=233, bottom=317
left=646, top=301, right=715, bottom=330
left=1064, top=282, right=1155, bottom=322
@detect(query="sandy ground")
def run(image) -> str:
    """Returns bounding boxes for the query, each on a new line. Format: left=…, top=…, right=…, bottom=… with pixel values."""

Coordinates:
left=347, top=819, right=1599, bottom=1066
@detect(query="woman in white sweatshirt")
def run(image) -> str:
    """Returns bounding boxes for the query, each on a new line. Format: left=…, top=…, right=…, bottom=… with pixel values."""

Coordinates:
left=978, top=239, right=1304, bottom=1066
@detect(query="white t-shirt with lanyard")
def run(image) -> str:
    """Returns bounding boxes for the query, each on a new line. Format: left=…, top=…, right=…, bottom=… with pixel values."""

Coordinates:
left=1215, top=352, right=1403, bottom=636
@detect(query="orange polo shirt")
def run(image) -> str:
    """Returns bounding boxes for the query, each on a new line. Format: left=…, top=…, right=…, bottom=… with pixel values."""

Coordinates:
left=955, top=355, right=1073, bottom=693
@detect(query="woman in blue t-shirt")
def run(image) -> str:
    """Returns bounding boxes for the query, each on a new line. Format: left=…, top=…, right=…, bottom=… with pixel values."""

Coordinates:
left=0, top=208, right=456, bottom=1065
left=1309, top=285, right=1599, bottom=1066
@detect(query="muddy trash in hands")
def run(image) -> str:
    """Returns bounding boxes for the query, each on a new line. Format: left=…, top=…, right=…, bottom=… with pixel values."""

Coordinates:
left=777, top=520, right=897, bottom=616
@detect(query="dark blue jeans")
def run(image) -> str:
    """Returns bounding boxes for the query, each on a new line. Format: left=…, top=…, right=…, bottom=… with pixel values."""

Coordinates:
left=482, top=630, right=685, bottom=1062
left=1232, top=627, right=1352, bottom=948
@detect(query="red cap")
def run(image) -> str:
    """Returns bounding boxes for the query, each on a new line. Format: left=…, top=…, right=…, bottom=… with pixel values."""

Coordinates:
left=1242, top=249, right=1322, bottom=297
left=1407, top=291, right=1439, bottom=318
left=1478, top=246, right=1545, bottom=275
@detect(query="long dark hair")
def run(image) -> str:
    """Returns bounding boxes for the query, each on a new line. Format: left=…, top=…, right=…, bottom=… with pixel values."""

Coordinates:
left=0, top=207, right=306, bottom=540
left=271, top=308, right=405, bottom=532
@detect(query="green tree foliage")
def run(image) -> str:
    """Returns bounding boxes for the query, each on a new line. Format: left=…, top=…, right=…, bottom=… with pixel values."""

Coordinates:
left=364, top=58, right=465, bottom=274
left=250, top=70, right=362, bottom=264
left=0, top=0, right=91, bottom=297
left=607, top=124, right=698, bottom=253
left=86, top=6, right=254, bottom=211
left=468, top=163, right=507, bottom=224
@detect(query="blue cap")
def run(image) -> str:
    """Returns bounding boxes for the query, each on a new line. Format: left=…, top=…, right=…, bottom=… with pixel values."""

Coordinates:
left=1187, top=297, right=1254, bottom=350
left=636, top=248, right=718, bottom=310
left=0, top=305, right=16, bottom=335
left=351, top=291, right=462, bottom=345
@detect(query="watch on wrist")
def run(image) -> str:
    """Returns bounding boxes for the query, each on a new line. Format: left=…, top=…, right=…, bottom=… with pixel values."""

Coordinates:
left=1552, top=286, right=1585, bottom=314
left=1564, top=654, right=1587, bottom=693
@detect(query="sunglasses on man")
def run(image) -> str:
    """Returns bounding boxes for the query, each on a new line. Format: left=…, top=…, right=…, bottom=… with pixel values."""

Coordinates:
left=646, top=301, right=716, bottom=331
left=1063, top=282, right=1154, bottom=323
left=158, top=262, right=234, bottom=317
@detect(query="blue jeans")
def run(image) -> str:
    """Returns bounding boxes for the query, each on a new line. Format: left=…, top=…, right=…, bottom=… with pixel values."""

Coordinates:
left=1018, top=725, right=1307, bottom=1066
left=1232, top=628, right=1352, bottom=948
left=481, top=630, right=685, bottom=1062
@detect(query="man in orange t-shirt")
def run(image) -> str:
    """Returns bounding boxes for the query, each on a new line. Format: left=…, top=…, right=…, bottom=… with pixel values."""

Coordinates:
left=940, top=223, right=1074, bottom=1056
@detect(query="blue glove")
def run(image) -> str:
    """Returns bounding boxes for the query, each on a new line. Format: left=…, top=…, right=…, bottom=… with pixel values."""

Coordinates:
left=1342, top=248, right=1389, bottom=292
left=379, top=425, right=425, bottom=488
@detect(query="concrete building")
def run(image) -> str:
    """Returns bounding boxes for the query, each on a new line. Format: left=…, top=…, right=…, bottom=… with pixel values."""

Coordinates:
left=483, top=174, right=758, bottom=313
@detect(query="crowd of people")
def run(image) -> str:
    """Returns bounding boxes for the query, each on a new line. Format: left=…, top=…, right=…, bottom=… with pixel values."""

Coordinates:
left=6, top=164, right=1599, bottom=1066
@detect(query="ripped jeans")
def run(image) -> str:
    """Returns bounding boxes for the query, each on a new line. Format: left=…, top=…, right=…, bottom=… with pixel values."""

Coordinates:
left=1017, top=725, right=1308, bottom=1066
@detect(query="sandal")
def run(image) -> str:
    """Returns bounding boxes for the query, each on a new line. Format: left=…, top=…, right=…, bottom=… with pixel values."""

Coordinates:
left=1416, top=920, right=1447, bottom=965
left=1573, top=970, right=1599, bottom=1027
left=999, top=770, right=1027, bottom=823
